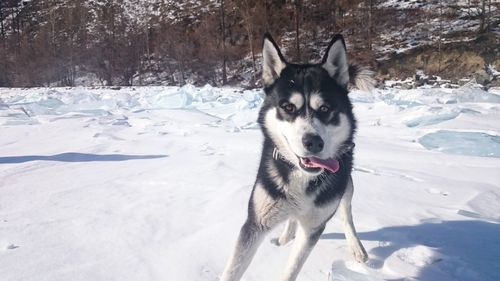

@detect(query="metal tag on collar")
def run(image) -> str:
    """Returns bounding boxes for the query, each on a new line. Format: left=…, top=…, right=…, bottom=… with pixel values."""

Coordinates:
left=273, top=147, right=279, bottom=160
left=347, top=142, right=355, bottom=151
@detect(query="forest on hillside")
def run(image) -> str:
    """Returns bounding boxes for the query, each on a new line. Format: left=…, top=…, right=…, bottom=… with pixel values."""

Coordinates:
left=0, top=0, right=499, bottom=87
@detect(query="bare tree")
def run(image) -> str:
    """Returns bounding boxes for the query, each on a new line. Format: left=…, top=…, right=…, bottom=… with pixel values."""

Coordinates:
left=220, top=0, right=228, bottom=84
left=294, top=0, right=301, bottom=61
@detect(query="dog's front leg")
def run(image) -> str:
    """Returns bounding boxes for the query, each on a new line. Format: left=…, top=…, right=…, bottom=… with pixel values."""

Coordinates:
left=339, top=176, right=368, bottom=263
left=279, top=222, right=326, bottom=281
left=220, top=220, right=267, bottom=281
left=221, top=185, right=285, bottom=281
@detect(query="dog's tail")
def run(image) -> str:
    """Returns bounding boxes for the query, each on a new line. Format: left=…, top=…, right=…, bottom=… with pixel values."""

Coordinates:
left=349, top=64, right=376, bottom=91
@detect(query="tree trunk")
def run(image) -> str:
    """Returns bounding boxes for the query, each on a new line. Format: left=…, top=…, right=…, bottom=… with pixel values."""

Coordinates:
left=0, top=1, right=5, bottom=39
left=245, top=24, right=256, bottom=73
left=294, top=0, right=301, bottom=61
left=330, top=0, right=336, bottom=32
left=438, top=2, right=442, bottom=72
left=178, top=60, right=185, bottom=85
left=479, top=0, right=487, bottom=33
left=368, top=0, right=373, bottom=51
left=220, top=0, right=227, bottom=85
left=264, top=0, right=269, bottom=31
left=241, top=0, right=256, bottom=76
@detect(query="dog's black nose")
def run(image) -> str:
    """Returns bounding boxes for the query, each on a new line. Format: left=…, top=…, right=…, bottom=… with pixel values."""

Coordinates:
left=302, top=134, right=324, bottom=153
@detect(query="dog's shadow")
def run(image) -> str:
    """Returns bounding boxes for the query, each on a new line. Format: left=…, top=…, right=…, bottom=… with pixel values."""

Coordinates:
left=321, top=220, right=500, bottom=281
left=0, top=152, right=167, bottom=164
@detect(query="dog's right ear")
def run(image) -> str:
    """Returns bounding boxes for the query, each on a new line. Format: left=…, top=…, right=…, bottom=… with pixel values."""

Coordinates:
left=262, top=33, right=286, bottom=87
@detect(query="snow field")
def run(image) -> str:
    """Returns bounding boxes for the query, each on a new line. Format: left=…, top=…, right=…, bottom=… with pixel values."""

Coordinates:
left=0, top=84, right=499, bottom=281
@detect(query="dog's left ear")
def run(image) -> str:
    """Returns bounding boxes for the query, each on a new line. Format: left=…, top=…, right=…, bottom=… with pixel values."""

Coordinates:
left=321, top=34, right=349, bottom=89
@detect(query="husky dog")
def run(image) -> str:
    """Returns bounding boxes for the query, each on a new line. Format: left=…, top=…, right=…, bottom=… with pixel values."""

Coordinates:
left=220, top=34, right=373, bottom=281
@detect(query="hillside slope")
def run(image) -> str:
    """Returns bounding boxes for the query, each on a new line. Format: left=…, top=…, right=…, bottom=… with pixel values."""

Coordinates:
left=0, top=0, right=498, bottom=87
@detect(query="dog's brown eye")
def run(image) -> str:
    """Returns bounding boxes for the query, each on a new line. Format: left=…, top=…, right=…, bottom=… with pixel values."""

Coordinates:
left=282, top=102, right=296, bottom=113
left=319, top=105, right=330, bottom=113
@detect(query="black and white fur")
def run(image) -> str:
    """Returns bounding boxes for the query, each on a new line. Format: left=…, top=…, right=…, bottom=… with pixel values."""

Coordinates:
left=220, top=34, right=372, bottom=281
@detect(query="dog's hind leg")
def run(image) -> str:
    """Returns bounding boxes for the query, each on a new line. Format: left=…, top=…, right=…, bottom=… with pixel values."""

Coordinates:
left=339, top=176, right=368, bottom=263
left=279, top=222, right=325, bottom=281
left=271, top=219, right=297, bottom=246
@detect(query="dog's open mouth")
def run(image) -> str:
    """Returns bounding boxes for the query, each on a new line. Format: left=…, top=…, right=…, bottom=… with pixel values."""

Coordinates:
left=298, top=157, right=340, bottom=173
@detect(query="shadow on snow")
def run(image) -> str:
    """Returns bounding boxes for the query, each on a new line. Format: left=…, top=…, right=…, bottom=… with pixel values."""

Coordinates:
left=322, top=220, right=500, bottom=281
left=0, top=152, right=167, bottom=164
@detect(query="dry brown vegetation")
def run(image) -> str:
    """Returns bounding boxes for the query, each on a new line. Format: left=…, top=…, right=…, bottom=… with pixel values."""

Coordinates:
left=0, top=0, right=498, bottom=87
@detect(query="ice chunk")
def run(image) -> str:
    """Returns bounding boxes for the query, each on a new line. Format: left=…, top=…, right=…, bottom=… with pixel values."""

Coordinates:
left=452, top=84, right=500, bottom=103
left=379, top=84, right=500, bottom=110
left=405, top=112, right=460, bottom=127
left=466, top=190, right=500, bottom=223
left=349, top=90, right=379, bottom=103
left=419, top=130, right=500, bottom=157
left=383, top=93, right=423, bottom=109
left=198, top=84, right=218, bottom=102
left=149, top=88, right=193, bottom=109
left=35, top=96, right=64, bottom=109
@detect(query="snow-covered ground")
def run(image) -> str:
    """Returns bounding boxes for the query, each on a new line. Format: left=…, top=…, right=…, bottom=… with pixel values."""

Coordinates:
left=375, top=0, right=500, bottom=61
left=0, top=84, right=499, bottom=281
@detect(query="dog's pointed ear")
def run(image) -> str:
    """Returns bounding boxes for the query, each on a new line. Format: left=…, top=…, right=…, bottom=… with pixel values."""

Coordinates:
left=262, top=33, right=286, bottom=87
left=321, top=34, right=349, bottom=88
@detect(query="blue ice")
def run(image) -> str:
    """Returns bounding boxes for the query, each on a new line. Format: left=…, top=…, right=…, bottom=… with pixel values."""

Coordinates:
left=419, top=130, right=500, bottom=157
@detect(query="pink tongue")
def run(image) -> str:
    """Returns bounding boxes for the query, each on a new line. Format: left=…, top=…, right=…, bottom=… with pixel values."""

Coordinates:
left=309, top=157, right=340, bottom=173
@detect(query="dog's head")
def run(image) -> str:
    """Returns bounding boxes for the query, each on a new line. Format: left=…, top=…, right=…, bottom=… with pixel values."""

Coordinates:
left=259, top=34, right=370, bottom=175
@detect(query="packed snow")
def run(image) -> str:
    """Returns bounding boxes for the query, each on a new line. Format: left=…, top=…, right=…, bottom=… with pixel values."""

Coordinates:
left=0, top=84, right=499, bottom=281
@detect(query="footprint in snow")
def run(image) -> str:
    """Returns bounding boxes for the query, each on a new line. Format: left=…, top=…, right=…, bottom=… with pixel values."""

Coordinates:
left=383, top=245, right=444, bottom=278
left=93, top=132, right=125, bottom=141
left=7, top=244, right=19, bottom=250
left=201, top=143, right=216, bottom=155
left=200, top=143, right=223, bottom=156
left=426, top=188, right=449, bottom=196
left=329, top=260, right=385, bottom=281
left=199, top=265, right=218, bottom=280
left=1, top=243, right=19, bottom=251
left=353, top=166, right=424, bottom=182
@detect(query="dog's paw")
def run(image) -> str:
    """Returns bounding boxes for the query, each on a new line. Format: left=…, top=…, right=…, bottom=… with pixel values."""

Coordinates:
left=270, top=237, right=281, bottom=246
left=351, top=243, right=368, bottom=263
